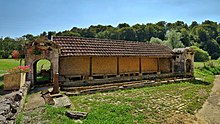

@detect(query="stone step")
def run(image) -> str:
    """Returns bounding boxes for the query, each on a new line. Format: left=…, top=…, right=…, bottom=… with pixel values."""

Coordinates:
left=61, top=81, right=141, bottom=91
left=64, top=78, right=192, bottom=96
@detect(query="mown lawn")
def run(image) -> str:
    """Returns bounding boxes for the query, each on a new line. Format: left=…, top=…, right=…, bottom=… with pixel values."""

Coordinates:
left=17, top=62, right=220, bottom=124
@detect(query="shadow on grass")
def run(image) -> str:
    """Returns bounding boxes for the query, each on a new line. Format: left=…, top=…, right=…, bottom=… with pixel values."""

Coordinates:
left=190, top=79, right=211, bottom=85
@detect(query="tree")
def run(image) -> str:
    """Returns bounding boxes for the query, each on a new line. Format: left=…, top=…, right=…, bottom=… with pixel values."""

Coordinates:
left=40, top=31, right=47, bottom=36
left=117, top=23, right=130, bottom=28
left=48, top=31, right=56, bottom=40
left=191, top=46, right=209, bottom=62
left=216, top=36, right=220, bottom=44
left=189, top=21, right=198, bottom=29
left=164, top=30, right=184, bottom=49
left=180, top=28, right=191, bottom=46
left=61, top=30, right=81, bottom=37
left=118, top=27, right=136, bottom=41
left=203, top=39, right=220, bottom=59
left=22, top=34, right=34, bottom=41
left=149, top=37, right=163, bottom=44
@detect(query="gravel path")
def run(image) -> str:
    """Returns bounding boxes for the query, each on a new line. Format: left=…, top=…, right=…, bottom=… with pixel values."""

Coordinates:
left=196, top=75, right=220, bottom=124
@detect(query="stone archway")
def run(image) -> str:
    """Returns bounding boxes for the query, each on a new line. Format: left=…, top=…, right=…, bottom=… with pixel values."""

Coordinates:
left=33, top=59, right=52, bottom=85
left=25, top=37, right=60, bottom=93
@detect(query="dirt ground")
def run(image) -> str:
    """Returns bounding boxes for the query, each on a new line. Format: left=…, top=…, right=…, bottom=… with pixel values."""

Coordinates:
left=196, top=75, right=220, bottom=124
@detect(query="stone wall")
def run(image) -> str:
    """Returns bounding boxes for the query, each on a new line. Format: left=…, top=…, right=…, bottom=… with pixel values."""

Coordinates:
left=0, top=81, right=30, bottom=124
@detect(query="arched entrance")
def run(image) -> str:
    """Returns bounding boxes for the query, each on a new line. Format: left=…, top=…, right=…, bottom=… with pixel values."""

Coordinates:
left=25, top=37, right=60, bottom=93
left=33, top=59, right=52, bottom=86
left=186, top=59, right=191, bottom=73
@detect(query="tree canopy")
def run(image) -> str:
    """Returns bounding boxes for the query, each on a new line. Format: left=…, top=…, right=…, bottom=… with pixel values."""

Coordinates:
left=1, top=20, right=220, bottom=60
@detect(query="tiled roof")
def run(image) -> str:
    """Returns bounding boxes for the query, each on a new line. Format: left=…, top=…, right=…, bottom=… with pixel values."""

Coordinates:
left=52, top=36, right=173, bottom=57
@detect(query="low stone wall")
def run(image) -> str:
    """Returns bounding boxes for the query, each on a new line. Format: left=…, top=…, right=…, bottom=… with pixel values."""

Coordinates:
left=0, top=81, right=30, bottom=124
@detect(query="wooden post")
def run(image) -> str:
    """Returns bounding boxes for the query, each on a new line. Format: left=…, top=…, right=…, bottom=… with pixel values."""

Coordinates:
left=139, top=57, right=142, bottom=73
left=89, top=57, right=93, bottom=79
left=117, top=57, right=119, bottom=75
left=172, top=59, right=175, bottom=73
left=52, top=73, right=60, bottom=94
left=157, top=58, right=160, bottom=74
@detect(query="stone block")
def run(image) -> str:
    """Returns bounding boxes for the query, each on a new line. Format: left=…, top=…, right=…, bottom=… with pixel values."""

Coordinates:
left=53, top=95, right=71, bottom=108
left=65, top=111, right=87, bottom=119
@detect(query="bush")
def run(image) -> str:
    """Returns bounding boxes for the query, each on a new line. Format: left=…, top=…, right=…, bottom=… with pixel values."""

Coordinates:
left=191, top=46, right=209, bottom=62
left=2, top=54, right=9, bottom=59
left=211, top=52, right=220, bottom=60
left=0, top=50, right=4, bottom=58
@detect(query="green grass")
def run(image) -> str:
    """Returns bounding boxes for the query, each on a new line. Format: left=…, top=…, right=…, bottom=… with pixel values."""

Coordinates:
left=194, top=59, right=220, bottom=68
left=0, top=59, right=22, bottom=74
left=36, top=59, right=51, bottom=73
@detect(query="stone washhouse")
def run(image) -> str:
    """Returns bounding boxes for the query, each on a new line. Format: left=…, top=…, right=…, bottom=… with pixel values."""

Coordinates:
left=25, top=36, right=194, bottom=92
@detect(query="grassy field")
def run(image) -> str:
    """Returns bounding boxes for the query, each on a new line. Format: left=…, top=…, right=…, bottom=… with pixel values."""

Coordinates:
left=0, top=59, right=22, bottom=74
left=17, top=61, right=220, bottom=124
left=0, top=59, right=21, bottom=91
left=194, top=59, right=220, bottom=68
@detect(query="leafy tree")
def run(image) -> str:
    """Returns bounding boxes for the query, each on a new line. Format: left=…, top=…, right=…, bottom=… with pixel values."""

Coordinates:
left=216, top=36, right=220, bottom=44
left=203, top=39, right=220, bottom=59
left=22, top=34, right=34, bottom=41
left=191, top=46, right=209, bottom=62
left=133, top=24, right=146, bottom=41
left=96, top=30, right=111, bottom=39
left=61, top=30, right=81, bottom=37
left=164, top=30, right=184, bottom=49
left=48, top=31, right=56, bottom=40
left=118, top=27, right=136, bottom=41
left=180, top=28, right=191, bottom=46
left=40, top=31, right=47, bottom=36
left=117, top=23, right=130, bottom=28
left=189, top=21, right=198, bottom=29
left=149, top=37, right=163, bottom=44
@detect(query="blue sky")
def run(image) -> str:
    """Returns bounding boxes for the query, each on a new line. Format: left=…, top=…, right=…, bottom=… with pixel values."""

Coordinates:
left=0, top=0, right=220, bottom=38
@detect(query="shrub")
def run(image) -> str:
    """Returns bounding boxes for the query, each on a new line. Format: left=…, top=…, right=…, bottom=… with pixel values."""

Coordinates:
left=0, top=50, right=4, bottom=58
left=191, top=46, right=209, bottom=62
left=2, top=54, right=9, bottom=59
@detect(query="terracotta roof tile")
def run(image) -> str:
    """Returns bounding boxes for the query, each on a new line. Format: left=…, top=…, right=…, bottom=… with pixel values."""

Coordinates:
left=53, top=36, right=173, bottom=57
